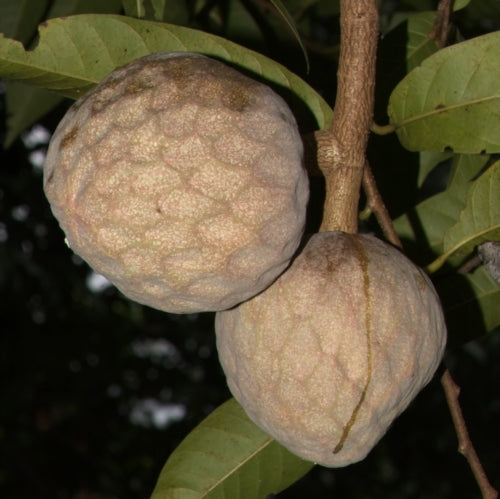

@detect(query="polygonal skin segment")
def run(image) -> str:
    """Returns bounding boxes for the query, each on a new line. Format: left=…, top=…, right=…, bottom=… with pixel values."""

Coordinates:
left=215, top=231, right=447, bottom=466
left=44, top=52, right=308, bottom=313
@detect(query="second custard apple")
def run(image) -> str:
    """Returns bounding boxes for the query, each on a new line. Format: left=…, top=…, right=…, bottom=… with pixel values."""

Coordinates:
left=216, top=232, right=447, bottom=466
left=44, top=52, right=309, bottom=313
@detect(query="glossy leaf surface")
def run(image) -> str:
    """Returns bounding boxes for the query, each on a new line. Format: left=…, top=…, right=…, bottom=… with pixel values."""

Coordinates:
left=394, top=154, right=489, bottom=264
left=388, top=32, right=500, bottom=153
left=431, top=161, right=500, bottom=270
left=0, top=14, right=331, bottom=130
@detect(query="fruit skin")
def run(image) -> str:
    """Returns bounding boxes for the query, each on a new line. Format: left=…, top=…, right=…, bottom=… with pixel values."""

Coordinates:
left=215, top=231, right=447, bottom=467
left=43, top=52, right=308, bottom=313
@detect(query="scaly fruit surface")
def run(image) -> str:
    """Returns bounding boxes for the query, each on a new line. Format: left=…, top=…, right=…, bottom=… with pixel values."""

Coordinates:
left=44, top=52, right=308, bottom=313
left=215, top=231, right=447, bottom=466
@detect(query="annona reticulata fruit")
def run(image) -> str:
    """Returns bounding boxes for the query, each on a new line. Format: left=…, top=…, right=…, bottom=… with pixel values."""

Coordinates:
left=43, top=52, right=308, bottom=313
left=215, top=231, right=447, bottom=467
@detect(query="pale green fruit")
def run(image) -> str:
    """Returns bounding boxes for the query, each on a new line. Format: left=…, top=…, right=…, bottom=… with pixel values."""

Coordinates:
left=44, top=52, right=308, bottom=313
left=215, top=231, right=447, bottom=467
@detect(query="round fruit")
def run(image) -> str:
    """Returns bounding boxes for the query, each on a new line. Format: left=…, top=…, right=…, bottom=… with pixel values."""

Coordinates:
left=215, top=231, right=447, bottom=467
left=43, top=52, right=308, bottom=313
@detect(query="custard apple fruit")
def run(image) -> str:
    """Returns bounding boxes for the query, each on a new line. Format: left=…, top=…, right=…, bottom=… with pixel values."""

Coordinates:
left=44, top=52, right=308, bottom=313
left=215, top=231, right=447, bottom=466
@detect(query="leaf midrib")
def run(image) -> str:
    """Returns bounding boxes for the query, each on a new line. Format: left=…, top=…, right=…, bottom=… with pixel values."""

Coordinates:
left=393, top=93, right=500, bottom=128
left=201, top=431, right=275, bottom=498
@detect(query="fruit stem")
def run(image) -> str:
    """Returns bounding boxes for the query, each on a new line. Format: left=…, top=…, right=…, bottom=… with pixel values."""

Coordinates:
left=317, top=0, right=379, bottom=234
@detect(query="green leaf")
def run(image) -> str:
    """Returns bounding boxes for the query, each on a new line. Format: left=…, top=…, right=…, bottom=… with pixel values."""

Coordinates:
left=151, top=398, right=314, bottom=499
left=45, top=0, right=123, bottom=19
left=4, top=83, right=65, bottom=148
left=0, top=14, right=331, bottom=131
left=462, top=0, right=500, bottom=26
left=150, top=0, right=166, bottom=21
left=0, top=0, right=49, bottom=44
left=428, top=161, right=500, bottom=271
left=437, top=266, right=500, bottom=346
left=417, top=150, right=452, bottom=188
left=0, top=0, right=57, bottom=148
left=393, top=154, right=488, bottom=265
left=452, top=0, right=471, bottom=10
left=388, top=31, right=500, bottom=153
left=269, top=0, right=310, bottom=73
left=122, top=0, right=147, bottom=18
left=406, top=12, right=439, bottom=71
left=1, top=0, right=124, bottom=147
left=122, top=0, right=164, bottom=20
left=374, top=12, right=439, bottom=127
left=225, top=0, right=262, bottom=48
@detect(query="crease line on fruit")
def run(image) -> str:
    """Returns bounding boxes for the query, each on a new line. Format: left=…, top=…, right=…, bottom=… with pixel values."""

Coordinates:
left=333, top=236, right=373, bottom=454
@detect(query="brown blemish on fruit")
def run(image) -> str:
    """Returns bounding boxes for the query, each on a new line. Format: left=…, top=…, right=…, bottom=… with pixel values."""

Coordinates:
left=166, top=58, right=196, bottom=91
left=333, top=235, right=373, bottom=454
left=222, top=83, right=253, bottom=112
left=164, top=57, right=255, bottom=112
left=91, top=101, right=104, bottom=114
left=302, top=235, right=342, bottom=275
left=90, top=77, right=123, bottom=114
left=59, top=126, right=79, bottom=150
left=125, top=80, right=143, bottom=94
left=415, top=271, right=427, bottom=294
